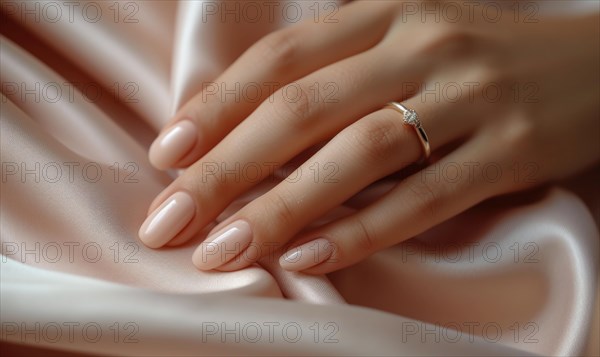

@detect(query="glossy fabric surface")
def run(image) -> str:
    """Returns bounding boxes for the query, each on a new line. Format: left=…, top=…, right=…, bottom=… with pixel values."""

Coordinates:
left=1, top=1, right=598, bottom=356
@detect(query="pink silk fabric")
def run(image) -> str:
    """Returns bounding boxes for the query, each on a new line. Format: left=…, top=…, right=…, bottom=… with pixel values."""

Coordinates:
left=1, top=1, right=599, bottom=356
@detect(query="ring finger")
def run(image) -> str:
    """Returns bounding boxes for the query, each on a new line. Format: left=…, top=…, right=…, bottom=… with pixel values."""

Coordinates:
left=138, top=40, right=434, bottom=250
left=193, top=82, right=482, bottom=271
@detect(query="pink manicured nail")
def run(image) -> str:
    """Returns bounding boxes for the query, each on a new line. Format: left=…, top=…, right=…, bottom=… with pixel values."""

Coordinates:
left=192, top=220, right=253, bottom=270
left=149, top=120, right=197, bottom=170
left=138, top=191, right=195, bottom=248
left=279, top=238, right=334, bottom=271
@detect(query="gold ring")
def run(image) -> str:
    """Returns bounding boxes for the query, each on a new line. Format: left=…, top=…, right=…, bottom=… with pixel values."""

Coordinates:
left=385, top=102, right=431, bottom=162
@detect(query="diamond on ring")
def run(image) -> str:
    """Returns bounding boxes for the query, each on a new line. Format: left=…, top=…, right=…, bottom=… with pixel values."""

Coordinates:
left=384, top=102, right=431, bottom=161
left=403, top=109, right=420, bottom=126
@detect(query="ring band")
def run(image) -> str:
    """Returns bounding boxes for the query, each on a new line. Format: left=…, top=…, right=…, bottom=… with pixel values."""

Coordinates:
left=384, top=102, right=431, bottom=161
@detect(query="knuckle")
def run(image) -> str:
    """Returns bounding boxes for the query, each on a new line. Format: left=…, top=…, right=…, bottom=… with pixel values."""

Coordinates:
left=269, top=81, right=318, bottom=128
left=347, top=116, right=403, bottom=163
left=253, top=29, right=299, bottom=73
left=493, top=112, right=536, bottom=152
left=187, top=156, right=234, bottom=200
left=188, top=174, right=221, bottom=204
left=261, top=189, right=298, bottom=229
left=484, top=113, right=538, bottom=190
left=474, top=57, right=515, bottom=101
left=354, top=217, right=377, bottom=253
left=469, top=64, right=505, bottom=101
left=420, top=24, right=478, bottom=58
left=406, top=179, right=442, bottom=221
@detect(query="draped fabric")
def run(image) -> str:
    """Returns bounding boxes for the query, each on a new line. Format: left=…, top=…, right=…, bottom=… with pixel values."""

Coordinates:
left=1, top=1, right=598, bottom=356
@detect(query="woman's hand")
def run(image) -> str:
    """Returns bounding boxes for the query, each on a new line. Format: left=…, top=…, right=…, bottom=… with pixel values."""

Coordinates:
left=138, top=1, right=600, bottom=273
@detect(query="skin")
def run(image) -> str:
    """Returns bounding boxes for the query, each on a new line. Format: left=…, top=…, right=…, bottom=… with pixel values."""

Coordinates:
left=142, top=1, right=600, bottom=274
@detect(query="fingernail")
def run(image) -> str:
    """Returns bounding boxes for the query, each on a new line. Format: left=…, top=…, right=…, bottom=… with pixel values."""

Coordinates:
left=192, top=220, right=253, bottom=270
left=138, top=191, right=195, bottom=248
left=149, top=120, right=197, bottom=170
left=279, top=238, right=333, bottom=271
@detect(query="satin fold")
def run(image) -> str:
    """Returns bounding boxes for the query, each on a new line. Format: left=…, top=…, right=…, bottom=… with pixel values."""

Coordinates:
left=1, top=1, right=598, bottom=356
